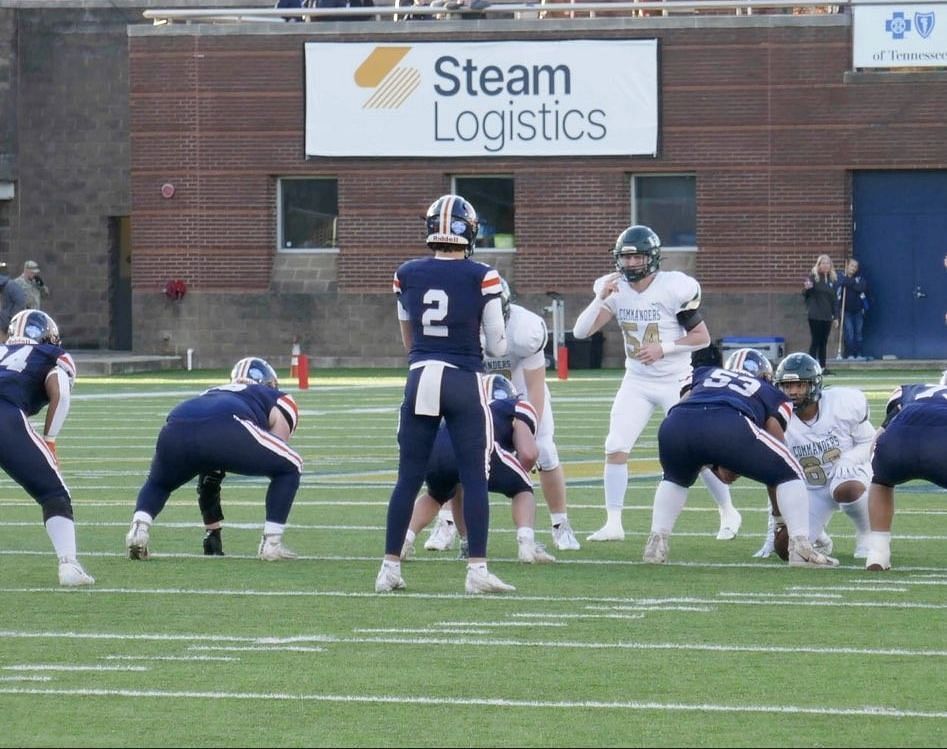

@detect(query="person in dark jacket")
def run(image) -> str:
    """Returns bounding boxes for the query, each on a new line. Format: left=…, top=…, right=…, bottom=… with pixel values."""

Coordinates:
left=836, top=258, right=869, bottom=360
left=802, top=254, right=838, bottom=373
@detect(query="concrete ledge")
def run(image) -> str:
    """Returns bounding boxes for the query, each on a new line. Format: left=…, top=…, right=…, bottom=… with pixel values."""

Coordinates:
left=72, top=351, right=184, bottom=376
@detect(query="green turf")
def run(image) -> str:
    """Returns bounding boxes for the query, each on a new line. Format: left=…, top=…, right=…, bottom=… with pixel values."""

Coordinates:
left=1, top=368, right=944, bottom=747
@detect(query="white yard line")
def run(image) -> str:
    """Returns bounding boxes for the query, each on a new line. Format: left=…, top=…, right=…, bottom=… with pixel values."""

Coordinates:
left=2, top=629, right=944, bottom=658
left=0, top=686, right=943, bottom=719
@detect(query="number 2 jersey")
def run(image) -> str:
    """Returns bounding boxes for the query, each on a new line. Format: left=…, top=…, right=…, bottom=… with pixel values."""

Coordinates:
left=0, top=342, right=76, bottom=415
left=393, top=256, right=503, bottom=372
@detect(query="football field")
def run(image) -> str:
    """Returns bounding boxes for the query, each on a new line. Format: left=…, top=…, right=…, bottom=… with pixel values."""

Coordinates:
left=1, top=368, right=944, bottom=747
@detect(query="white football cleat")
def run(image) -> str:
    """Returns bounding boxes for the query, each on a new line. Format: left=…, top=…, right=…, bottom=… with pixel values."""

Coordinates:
left=58, top=558, right=94, bottom=587
left=424, top=517, right=457, bottom=551
left=465, top=567, right=516, bottom=594
left=375, top=562, right=406, bottom=593
left=715, top=508, right=742, bottom=541
left=865, top=549, right=891, bottom=571
left=788, top=535, right=839, bottom=568
left=552, top=520, right=581, bottom=551
left=642, top=531, right=669, bottom=564
left=257, top=534, right=298, bottom=561
left=586, top=523, right=625, bottom=542
left=517, top=539, right=556, bottom=564
left=125, top=520, right=151, bottom=560
left=813, top=531, right=834, bottom=556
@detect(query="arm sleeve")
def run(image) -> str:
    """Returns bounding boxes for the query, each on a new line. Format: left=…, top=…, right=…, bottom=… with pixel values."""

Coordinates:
left=572, top=297, right=606, bottom=339
left=482, top=297, right=508, bottom=357
left=43, top=366, right=72, bottom=439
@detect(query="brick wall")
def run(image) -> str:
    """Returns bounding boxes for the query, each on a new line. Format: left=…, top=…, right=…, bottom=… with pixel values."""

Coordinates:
left=5, top=11, right=946, bottom=364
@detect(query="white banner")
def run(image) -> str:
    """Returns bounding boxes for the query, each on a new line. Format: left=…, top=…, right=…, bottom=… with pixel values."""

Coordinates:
left=305, top=40, right=658, bottom=157
left=853, top=4, right=947, bottom=68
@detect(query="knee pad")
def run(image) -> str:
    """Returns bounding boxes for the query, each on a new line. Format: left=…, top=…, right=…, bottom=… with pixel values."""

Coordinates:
left=41, top=495, right=74, bottom=523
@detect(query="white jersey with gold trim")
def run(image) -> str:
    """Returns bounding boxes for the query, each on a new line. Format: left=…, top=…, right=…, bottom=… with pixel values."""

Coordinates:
left=482, top=304, right=547, bottom=396
left=595, top=270, right=701, bottom=380
left=784, top=387, right=874, bottom=488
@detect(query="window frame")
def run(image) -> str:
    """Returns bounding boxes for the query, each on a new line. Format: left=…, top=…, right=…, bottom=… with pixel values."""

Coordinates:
left=630, top=173, right=697, bottom=252
left=451, top=175, right=516, bottom=253
left=277, top=176, right=340, bottom=254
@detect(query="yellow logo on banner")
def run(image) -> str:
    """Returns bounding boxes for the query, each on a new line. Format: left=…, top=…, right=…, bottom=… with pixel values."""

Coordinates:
left=354, top=47, right=419, bottom=109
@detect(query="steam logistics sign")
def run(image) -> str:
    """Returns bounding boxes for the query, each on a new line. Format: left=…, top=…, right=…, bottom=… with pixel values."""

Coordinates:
left=305, top=40, right=658, bottom=157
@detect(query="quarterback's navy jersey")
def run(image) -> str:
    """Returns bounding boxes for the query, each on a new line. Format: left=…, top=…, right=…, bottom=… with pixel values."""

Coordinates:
left=0, top=342, right=75, bottom=416
left=169, top=383, right=298, bottom=434
left=393, top=256, right=502, bottom=371
left=675, top=365, right=792, bottom=429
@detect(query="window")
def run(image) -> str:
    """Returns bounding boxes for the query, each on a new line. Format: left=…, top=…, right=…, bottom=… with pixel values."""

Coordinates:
left=631, top=175, right=697, bottom=249
left=452, top=176, right=515, bottom=249
left=278, top=178, right=338, bottom=251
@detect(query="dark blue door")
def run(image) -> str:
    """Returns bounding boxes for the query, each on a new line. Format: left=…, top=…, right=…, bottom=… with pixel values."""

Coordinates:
left=853, top=171, right=947, bottom=359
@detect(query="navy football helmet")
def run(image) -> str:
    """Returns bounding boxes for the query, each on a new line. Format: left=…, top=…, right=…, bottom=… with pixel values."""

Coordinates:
left=723, top=347, right=773, bottom=382
left=7, top=310, right=61, bottom=345
left=425, top=194, right=479, bottom=257
left=774, top=352, right=823, bottom=412
left=613, top=225, right=661, bottom=282
left=483, top=373, right=517, bottom=403
left=230, top=357, right=279, bottom=389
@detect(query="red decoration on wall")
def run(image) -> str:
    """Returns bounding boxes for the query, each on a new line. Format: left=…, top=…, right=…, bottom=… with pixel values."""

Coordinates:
left=164, top=279, right=187, bottom=300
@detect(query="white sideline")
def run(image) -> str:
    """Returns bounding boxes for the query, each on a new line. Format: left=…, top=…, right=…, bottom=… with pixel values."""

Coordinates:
left=0, top=686, right=944, bottom=720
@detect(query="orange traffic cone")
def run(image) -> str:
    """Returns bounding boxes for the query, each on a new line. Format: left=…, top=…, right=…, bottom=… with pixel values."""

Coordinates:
left=290, top=339, right=301, bottom=378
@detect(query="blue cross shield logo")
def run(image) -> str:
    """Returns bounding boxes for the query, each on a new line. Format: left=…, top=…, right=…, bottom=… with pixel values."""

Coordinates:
left=915, top=12, right=935, bottom=39
left=885, top=11, right=912, bottom=39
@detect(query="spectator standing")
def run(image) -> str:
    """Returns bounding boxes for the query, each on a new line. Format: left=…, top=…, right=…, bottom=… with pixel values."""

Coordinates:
left=125, top=357, right=302, bottom=561
left=802, top=254, right=837, bottom=373
left=375, top=193, right=511, bottom=595
left=571, top=225, right=742, bottom=544
left=0, top=310, right=94, bottom=586
left=1, top=260, right=47, bottom=331
left=836, top=258, right=869, bottom=360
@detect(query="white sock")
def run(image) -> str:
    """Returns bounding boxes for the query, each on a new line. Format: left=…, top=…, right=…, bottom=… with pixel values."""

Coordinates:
left=699, top=466, right=735, bottom=511
left=45, top=515, right=77, bottom=561
left=382, top=559, right=401, bottom=574
left=606, top=508, right=624, bottom=527
left=132, top=510, right=153, bottom=526
left=438, top=508, right=454, bottom=524
left=868, top=531, right=891, bottom=555
left=650, top=481, right=689, bottom=534
left=840, top=492, right=870, bottom=535
left=468, top=562, right=487, bottom=574
left=603, top=462, right=628, bottom=511
left=404, top=529, right=416, bottom=546
left=550, top=513, right=567, bottom=527
left=776, top=480, right=810, bottom=539
left=263, top=521, right=286, bottom=537
left=516, top=527, right=534, bottom=544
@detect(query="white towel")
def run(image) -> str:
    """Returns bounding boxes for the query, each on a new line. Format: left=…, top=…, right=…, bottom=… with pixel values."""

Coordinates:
left=412, top=361, right=446, bottom=416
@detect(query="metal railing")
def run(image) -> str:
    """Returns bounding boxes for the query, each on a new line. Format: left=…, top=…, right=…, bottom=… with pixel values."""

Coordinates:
left=143, top=0, right=868, bottom=24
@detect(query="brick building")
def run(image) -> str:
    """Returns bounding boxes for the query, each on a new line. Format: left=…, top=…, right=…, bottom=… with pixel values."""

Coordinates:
left=1, top=2, right=945, bottom=366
